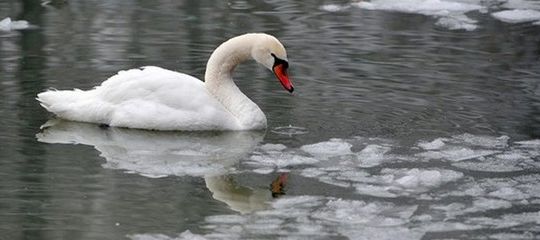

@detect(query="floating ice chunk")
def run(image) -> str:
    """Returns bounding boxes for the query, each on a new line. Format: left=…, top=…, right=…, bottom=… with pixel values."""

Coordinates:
left=422, top=221, right=483, bottom=232
left=390, top=168, right=462, bottom=188
left=446, top=175, right=540, bottom=202
left=248, top=143, right=318, bottom=168
left=292, top=223, right=324, bottom=235
left=318, top=176, right=352, bottom=188
left=452, top=151, right=534, bottom=172
left=170, top=149, right=208, bottom=156
left=432, top=202, right=466, bottom=218
left=355, top=183, right=398, bottom=198
left=417, top=134, right=510, bottom=163
left=418, top=147, right=498, bottom=161
left=137, top=173, right=168, bottom=179
left=436, top=14, right=478, bottom=31
left=339, top=227, right=424, bottom=240
left=490, top=233, right=537, bottom=240
left=128, top=231, right=207, bottom=240
left=177, top=231, right=208, bottom=240
left=252, top=168, right=274, bottom=174
left=206, top=214, right=247, bottom=224
left=354, top=168, right=463, bottom=197
left=488, top=187, right=528, bottom=200
left=452, top=160, right=523, bottom=172
left=312, top=199, right=418, bottom=226
left=418, top=138, right=446, bottom=150
left=396, top=169, right=443, bottom=187
left=300, top=167, right=326, bottom=178
left=128, top=233, right=172, bottom=240
left=496, top=152, right=528, bottom=160
left=320, top=4, right=350, bottom=12
left=300, top=138, right=353, bottom=159
left=354, top=0, right=483, bottom=14
left=243, top=218, right=284, bottom=233
left=353, top=0, right=483, bottom=30
left=491, top=9, right=540, bottom=23
left=467, top=210, right=540, bottom=229
left=272, top=195, right=324, bottom=209
left=248, top=152, right=318, bottom=168
left=356, top=144, right=391, bottom=167
left=516, top=139, right=540, bottom=147
left=461, top=184, right=486, bottom=197
left=502, top=0, right=540, bottom=10
left=513, top=175, right=540, bottom=199
left=259, top=143, right=287, bottom=152
left=0, top=17, right=30, bottom=31
left=450, top=134, right=509, bottom=148
left=246, top=143, right=319, bottom=171
left=471, top=198, right=512, bottom=212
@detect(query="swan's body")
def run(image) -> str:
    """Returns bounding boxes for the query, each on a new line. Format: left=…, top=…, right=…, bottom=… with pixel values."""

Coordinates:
left=37, top=33, right=293, bottom=131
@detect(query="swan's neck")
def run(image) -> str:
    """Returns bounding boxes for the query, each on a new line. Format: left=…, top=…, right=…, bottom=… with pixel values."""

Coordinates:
left=204, top=35, right=266, bottom=129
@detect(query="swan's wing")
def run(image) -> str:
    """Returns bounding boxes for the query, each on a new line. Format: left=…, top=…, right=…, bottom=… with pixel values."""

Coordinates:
left=37, top=66, right=240, bottom=130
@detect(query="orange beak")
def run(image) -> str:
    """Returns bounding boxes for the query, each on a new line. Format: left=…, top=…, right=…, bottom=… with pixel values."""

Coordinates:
left=273, top=63, right=294, bottom=93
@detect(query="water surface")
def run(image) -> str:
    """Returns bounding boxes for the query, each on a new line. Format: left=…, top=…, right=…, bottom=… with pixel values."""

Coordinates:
left=1, top=0, right=540, bottom=239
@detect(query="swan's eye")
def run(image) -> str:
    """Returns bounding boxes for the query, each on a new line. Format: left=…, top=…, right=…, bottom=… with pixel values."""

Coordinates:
left=271, top=53, right=288, bottom=69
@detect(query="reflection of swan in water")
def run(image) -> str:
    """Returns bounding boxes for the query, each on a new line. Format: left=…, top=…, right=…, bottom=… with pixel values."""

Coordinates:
left=205, top=175, right=270, bottom=214
left=36, top=119, right=282, bottom=213
left=205, top=173, right=287, bottom=214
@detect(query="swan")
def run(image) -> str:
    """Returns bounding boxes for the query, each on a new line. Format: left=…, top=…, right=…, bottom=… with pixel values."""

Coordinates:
left=36, top=33, right=294, bottom=131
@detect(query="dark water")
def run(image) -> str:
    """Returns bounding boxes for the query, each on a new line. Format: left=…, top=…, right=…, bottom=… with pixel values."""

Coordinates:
left=1, top=0, right=540, bottom=239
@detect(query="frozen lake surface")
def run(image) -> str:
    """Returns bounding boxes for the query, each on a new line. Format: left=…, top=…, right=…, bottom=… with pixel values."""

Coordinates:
left=1, top=0, right=540, bottom=239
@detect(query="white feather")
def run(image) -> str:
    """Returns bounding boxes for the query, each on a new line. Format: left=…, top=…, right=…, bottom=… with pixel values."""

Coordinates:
left=37, top=33, right=289, bottom=131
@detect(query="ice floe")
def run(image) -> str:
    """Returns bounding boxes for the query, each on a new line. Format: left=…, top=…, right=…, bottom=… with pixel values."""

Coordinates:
left=446, top=174, right=540, bottom=202
left=352, top=168, right=463, bottom=198
left=128, top=231, right=206, bottom=240
left=319, top=4, right=351, bottom=12
left=320, top=0, right=540, bottom=30
left=0, top=17, right=31, bottom=31
left=300, top=138, right=353, bottom=159
left=37, top=122, right=540, bottom=239
left=416, top=134, right=509, bottom=162
left=354, top=0, right=483, bottom=30
left=418, top=138, right=446, bottom=150
left=131, top=191, right=539, bottom=239
left=320, top=0, right=484, bottom=30
left=354, top=0, right=483, bottom=16
left=130, top=195, right=422, bottom=239
left=491, top=9, right=540, bottom=24
left=246, top=137, right=398, bottom=174
left=244, top=133, right=538, bottom=200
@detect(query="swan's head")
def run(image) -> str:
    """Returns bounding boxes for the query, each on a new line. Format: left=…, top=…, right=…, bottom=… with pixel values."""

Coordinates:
left=251, top=34, right=294, bottom=93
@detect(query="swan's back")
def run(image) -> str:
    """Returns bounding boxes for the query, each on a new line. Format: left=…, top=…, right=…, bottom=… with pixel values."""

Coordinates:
left=37, top=66, right=240, bottom=130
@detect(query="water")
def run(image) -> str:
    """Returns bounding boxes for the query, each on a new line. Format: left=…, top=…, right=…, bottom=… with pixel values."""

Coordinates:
left=1, top=0, right=540, bottom=239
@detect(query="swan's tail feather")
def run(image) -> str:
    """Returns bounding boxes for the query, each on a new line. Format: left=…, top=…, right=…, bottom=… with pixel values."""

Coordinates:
left=36, top=89, right=86, bottom=115
left=37, top=88, right=112, bottom=124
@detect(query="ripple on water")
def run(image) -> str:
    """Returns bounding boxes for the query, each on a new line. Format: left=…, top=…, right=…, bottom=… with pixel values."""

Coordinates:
left=270, top=125, right=308, bottom=136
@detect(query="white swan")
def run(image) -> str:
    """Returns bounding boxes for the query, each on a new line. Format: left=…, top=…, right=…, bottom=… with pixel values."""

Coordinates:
left=37, top=33, right=293, bottom=131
